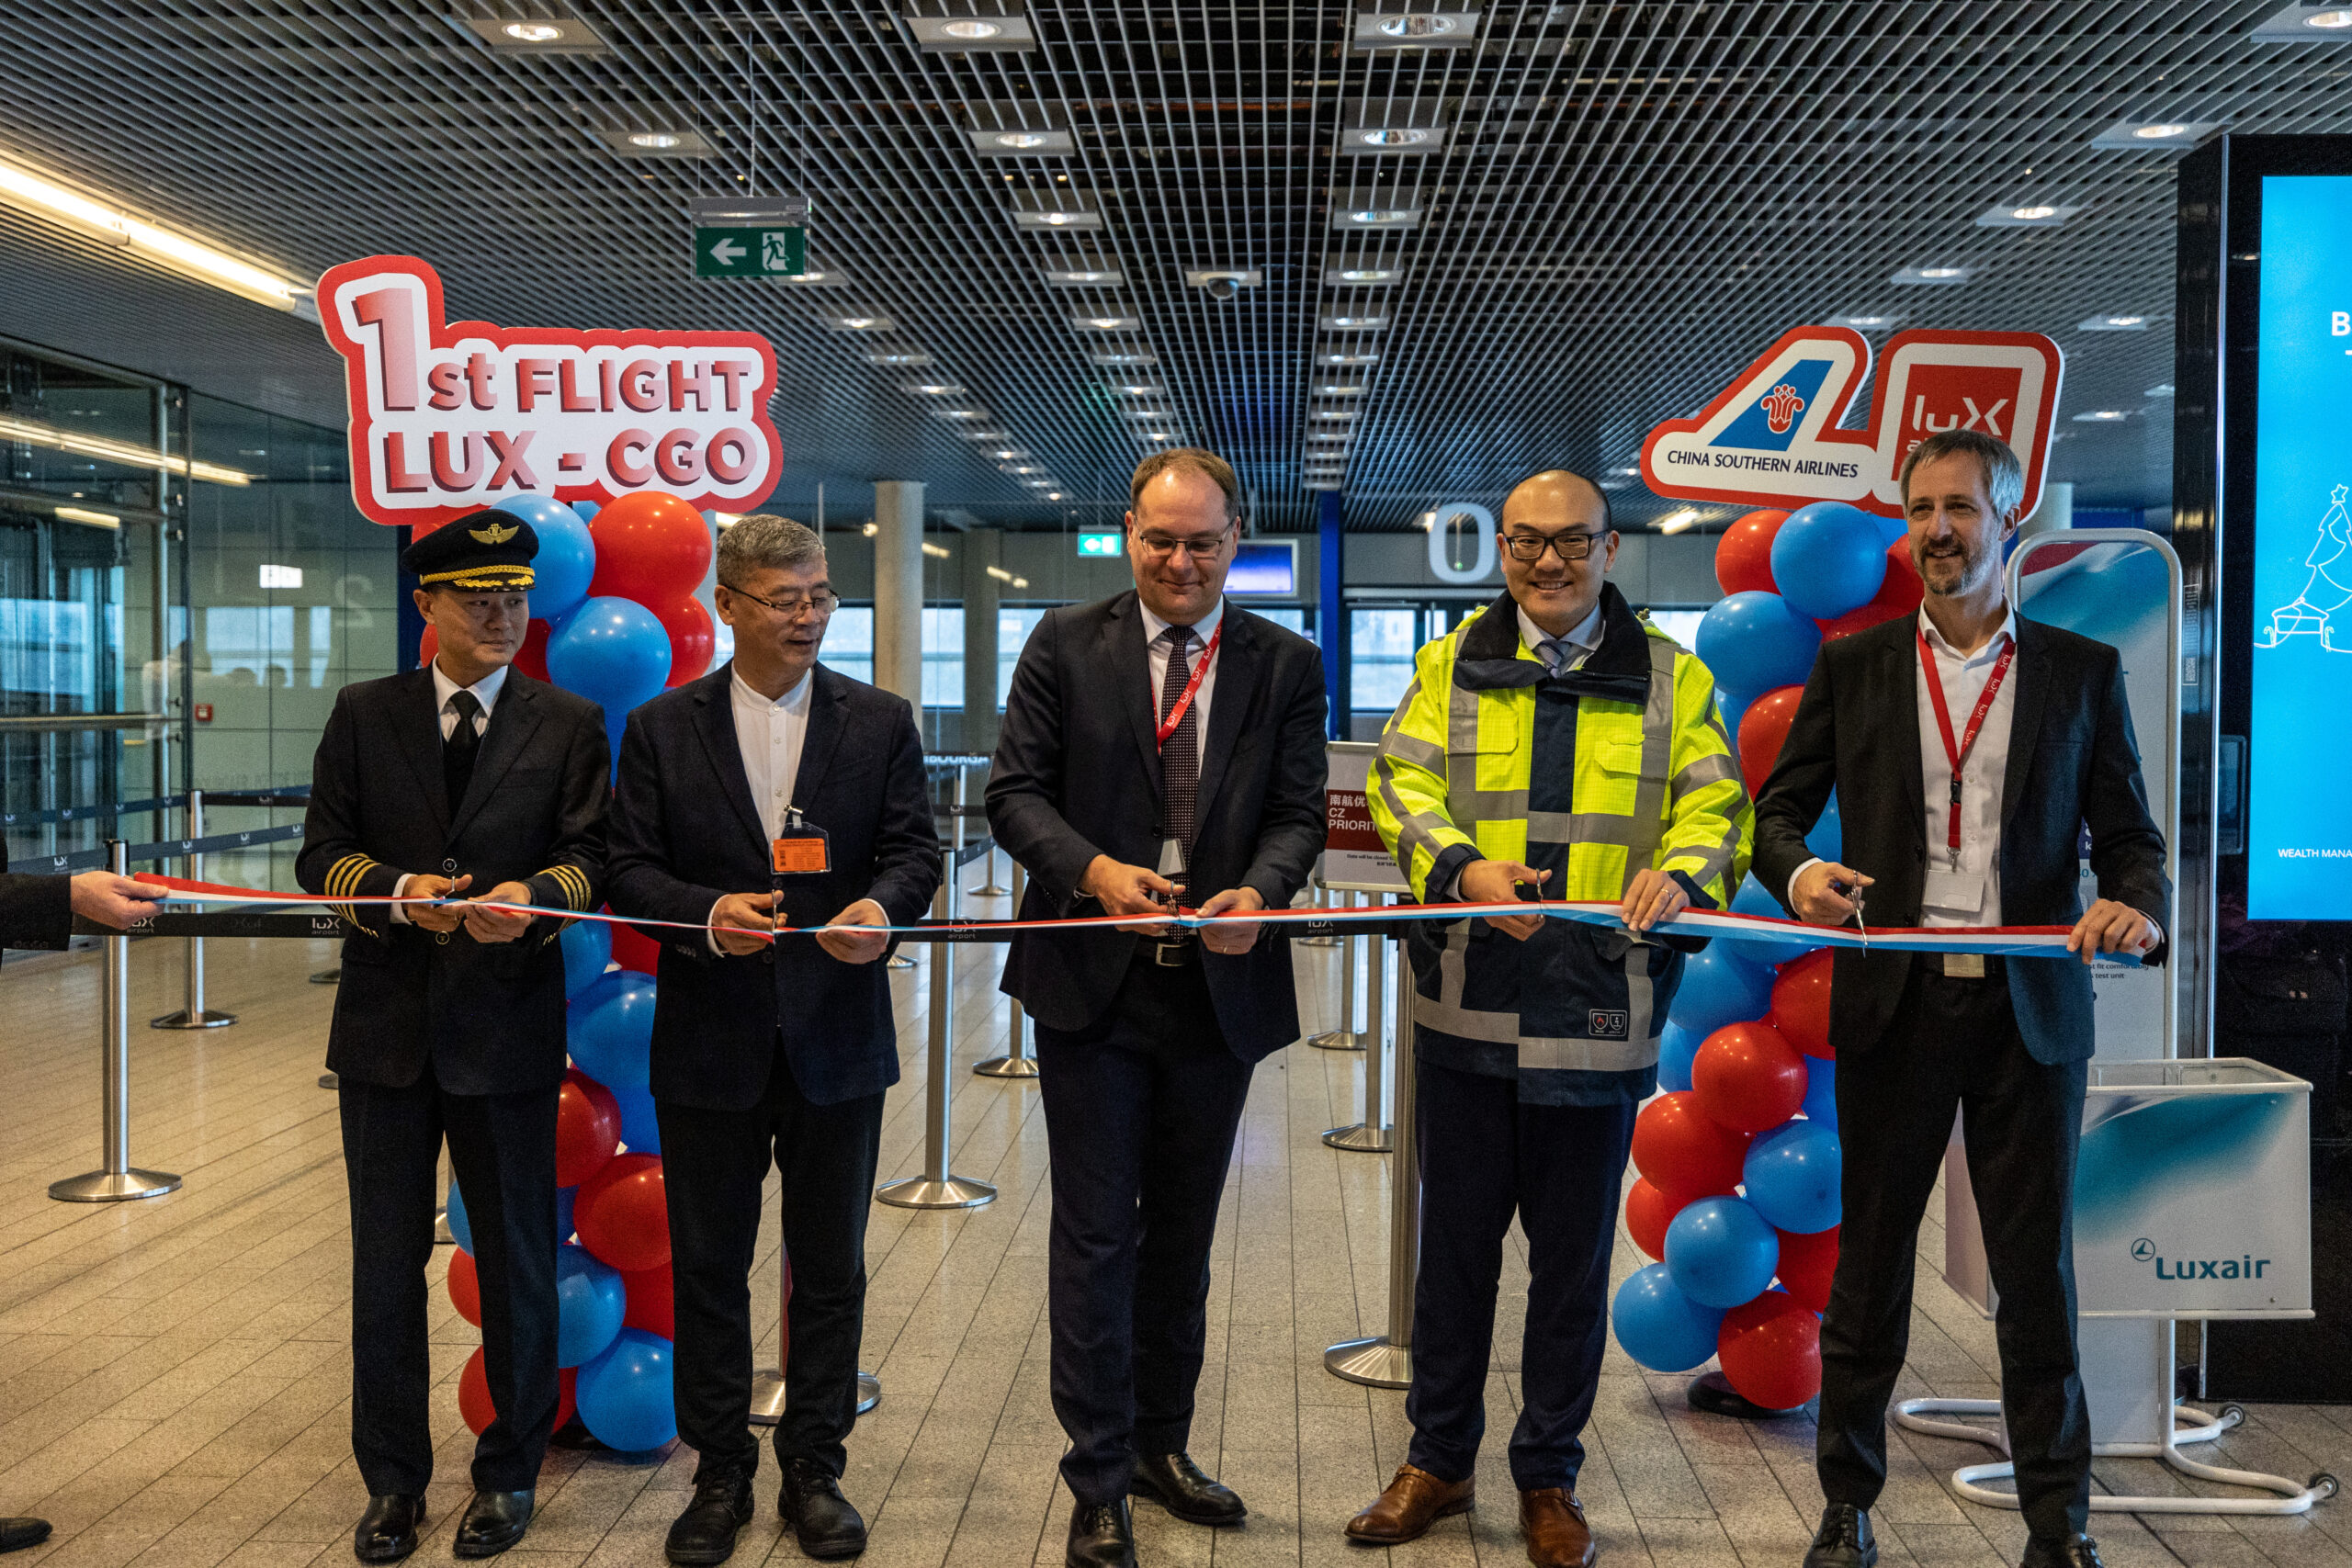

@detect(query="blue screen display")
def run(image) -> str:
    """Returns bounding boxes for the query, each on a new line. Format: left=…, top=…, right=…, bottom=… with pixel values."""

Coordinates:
left=2249, top=175, right=2352, bottom=919
left=1227, top=540, right=1295, bottom=595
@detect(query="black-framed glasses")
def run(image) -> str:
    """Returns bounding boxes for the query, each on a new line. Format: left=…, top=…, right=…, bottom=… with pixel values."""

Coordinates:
left=724, top=583, right=840, bottom=618
left=1503, top=530, right=1608, bottom=562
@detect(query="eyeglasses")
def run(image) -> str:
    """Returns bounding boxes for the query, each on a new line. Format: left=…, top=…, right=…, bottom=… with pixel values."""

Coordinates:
left=1503, top=530, right=1608, bottom=562
left=724, top=583, right=840, bottom=618
left=1133, top=527, right=1235, bottom=560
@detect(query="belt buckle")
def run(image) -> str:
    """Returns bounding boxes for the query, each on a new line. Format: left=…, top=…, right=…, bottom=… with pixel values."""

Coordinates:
left=1152, top=937, right=1194, bottom=967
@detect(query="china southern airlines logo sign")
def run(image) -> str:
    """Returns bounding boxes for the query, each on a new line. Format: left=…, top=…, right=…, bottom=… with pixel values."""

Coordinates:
left=1644, top=325, right=2064, bottom=520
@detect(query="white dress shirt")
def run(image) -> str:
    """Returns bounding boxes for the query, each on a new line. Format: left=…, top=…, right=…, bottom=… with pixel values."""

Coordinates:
left=707, top=665, right=815, bottom=949
left=390, top=660, right=509, bottom=922
left=1444, top=598, right=1607, bottom=897
left=1137, top=595, right=1226, bottom=773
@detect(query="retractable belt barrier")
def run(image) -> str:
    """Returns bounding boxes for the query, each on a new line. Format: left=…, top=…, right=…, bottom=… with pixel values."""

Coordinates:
left=2, top=786, right=307, bottom=830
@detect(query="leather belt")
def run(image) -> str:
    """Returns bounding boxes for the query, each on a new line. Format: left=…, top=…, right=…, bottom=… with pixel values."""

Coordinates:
left=1148, top=936, right=1197, bottom=967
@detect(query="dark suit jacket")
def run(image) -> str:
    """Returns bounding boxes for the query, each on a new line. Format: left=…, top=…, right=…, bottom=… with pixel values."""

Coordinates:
left=297, top=670, right=609, bottom=1096
left=987, top=593, right=1328, bottom=1062
left=605, top=661, right=940, bottom=1111
left=0, top=866, right=69, bottom=951
left=1751, top=613, right=2169, bottom=1065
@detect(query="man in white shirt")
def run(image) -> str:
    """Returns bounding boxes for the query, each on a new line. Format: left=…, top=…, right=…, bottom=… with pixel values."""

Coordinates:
left=606, top=514, right=939, bottom=1567
left=1753, top=430, right=2168, bottom=1568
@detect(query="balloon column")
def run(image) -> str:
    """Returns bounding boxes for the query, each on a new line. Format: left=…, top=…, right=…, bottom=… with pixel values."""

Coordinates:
left=438, top=491, right=715, bottom=1452
left=1611, top=502, right=1921, bottom=1412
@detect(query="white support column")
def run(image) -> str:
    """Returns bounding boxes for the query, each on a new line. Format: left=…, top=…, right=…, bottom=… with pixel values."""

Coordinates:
left=2020, top=479, right=2074, bottom=541
left=873, top=480, right=926, bottom=708
left=962, top=528, right=1002, bottom=757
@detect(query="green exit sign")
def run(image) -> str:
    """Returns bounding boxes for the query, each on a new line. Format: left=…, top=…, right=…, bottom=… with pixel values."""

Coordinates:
left=1077, top=532, right=1123, bottom=558
left=695, top=225, right=806, bottom=277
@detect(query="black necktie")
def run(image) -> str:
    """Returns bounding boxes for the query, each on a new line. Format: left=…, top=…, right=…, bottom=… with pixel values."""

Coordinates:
left=1159, top=625, right=1200, bottom=867
left=444, top=690, right=482, bottom=811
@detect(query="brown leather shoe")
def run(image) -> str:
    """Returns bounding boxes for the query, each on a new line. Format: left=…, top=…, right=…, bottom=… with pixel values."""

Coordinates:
left=1343, top=1464, right=1475, bottom=1544
left=1520, top=1488, right=1596, bottom=1568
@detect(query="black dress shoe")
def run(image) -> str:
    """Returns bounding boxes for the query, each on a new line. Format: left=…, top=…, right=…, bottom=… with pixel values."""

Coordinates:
left=0, top=1519, right=47, bottom=1556
left=1130, top=1451, right=1247, bottom=1526
left=353, top=1495, right=425, bottom=1563
left=2021, top=1534, right=2104, bottom=1568
left=452, top=1489, right=534, bottom=1559
left=778, top=1457, right=867, bottom=1560
left=666, top=1468, right=756, bottom=1566
left=1065, top=1498, right=1136, bottom=1568
left=1803, top=1503, right=1877, bottom=1568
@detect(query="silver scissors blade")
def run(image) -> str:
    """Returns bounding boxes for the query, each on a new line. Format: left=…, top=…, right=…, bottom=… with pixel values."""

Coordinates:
left=1851, top=887, right=1868, bottom=951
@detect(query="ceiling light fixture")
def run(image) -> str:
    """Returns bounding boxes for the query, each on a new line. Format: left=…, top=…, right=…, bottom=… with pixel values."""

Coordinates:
left=2308, top=7, right=2352, bottom=25
left=908, top=382, right=964, bottom=396
left=2093, top=118, right=2222, bottom=148
left=1317, top=384, right=1366, bottom=395
left=1329, top=265, right=1402, bottom=286
left=1335, top=206, right=1421, bottom=229
left=0, top=414, right=251, bottom=484
left=938, top=409, right=986, bottom=419
left=1046, top=491, right=1063, bottom=501
left=1320, top=352, right=1379, bottom=366
left=1829, top=314, right=1898, bottom=329
left=1113, top=384, right=1161, bottom=396
left=967, top=102, right=1075, bottom=154
left=922, top=541, right=952, bottom=558
left=461, top=10, right=608, bottom=53
left=1092, top=350, right=1159, bottom=366
left=1072, top=314, right=1139, bottom=331
left=1044, top=265, right=1124, bottom=285
left=628, top=131, right=680, bottom=149
left=505, top=22, right=563, bottom=40
left=1352, top=6, right=1481, bottom=48
left=52, top=504, right=119, bottom=529
left=2073, top=409, right=2130, bottom=422
left=865, top=350, right=933, bottom=366
left=1892, top=265, right=1972, bottom=287
left=1658, top=509, right=1701, bottom=534
left=2147, top=382, right=2177, bottom=398
left=906, top=9, right=1036, bottom=51
left=2080, top=312, right=2149, bottom=331
left=600, top=127, right=716, bottom=158
left=830, top=313, right=893, bottom=331
left=1313, top=410, right=1359, bottom=421
left=1977, top=203, right=2080, bottom=228
left=1320, top=314, right=1389, bottom=331
left=0, top=153, right=312, bottom=314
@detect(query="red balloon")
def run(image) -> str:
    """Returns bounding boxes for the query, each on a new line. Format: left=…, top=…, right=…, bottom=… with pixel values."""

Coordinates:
left=1691, top=1021, right=1809, bottom=1133
left=1625, top=1177, right=1687, bottom=1262
left=459, top=1349, right=576, bottom=1437
left=513, top=618, right=554, bottom=682
left=1736, top=685, right=1805, bottom=796
left=1769, top=950, right=1836, bottom=1059
left=608, top=916, right=661, bottom=976
left=1632, top=1091, right=1752, bottom=1203
left=652, top=596, right=714, bottom=687
left=419, top=624, right=438, bottom=668
left=1717, top=1292, right=1823, bottom=1409
left=1821, top=541, right=1924, bottom=642
left=622, top=1264, right=674, bottom=1340
left=588, top=493, right=712, bottom=604
left=1714, top=510, right=1790, bottom=596
left=447, top=1247, right=481, bottom=1327
left=576, top=1153, right=671, bottom=1271
left=557, top=1068, right=621, bottom=1188
left=1776, top=1224, right=1840, bottom=1314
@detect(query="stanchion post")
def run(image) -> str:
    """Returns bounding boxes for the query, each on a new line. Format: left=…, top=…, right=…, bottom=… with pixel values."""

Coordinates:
left=969, top=760, right=1008, bottom=896
left=51, top=841, right=182, bottom=1202
left=751, top=1263, right=882, bottom=1422
left=1325, top=941, right=1419, bottom=1387
left=1307, top=889, right=1366, bottom=1049
left=1323, top=896, right=1394, bottom=1152
left=152, top=788, right=235, bottom=1030
left=948, top=768, right=967, bottom=921
left=974, top=859, right=1038, bottom=1079
left=875, top=881, right=997, bottom=1210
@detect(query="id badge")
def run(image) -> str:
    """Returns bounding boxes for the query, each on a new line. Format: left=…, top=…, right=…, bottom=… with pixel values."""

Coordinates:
left=771, top=810, right=831, bottom=879
left=1922, top=866, right=1984, bottom=914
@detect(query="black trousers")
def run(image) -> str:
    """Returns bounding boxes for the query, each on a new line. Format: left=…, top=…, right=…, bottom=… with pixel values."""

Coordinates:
left=1405, top=1060, right=1636, bottom=1491
left=1820, top=959, right=2092, bottom=1540
left=340, top=1066, right=560, bottom=1496
left=1034, top=951, right=1256, bottom=1506
left=657, top=1046, right=885, bottom=1480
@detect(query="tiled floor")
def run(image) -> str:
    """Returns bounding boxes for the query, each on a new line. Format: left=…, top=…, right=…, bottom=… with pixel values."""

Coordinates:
left=0, top=897, right=2345, bottom=1568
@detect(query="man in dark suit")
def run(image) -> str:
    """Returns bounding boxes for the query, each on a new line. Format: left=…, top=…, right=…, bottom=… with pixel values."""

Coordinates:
left=1752, top=429, right=2167, bottom=1568
left=988, top=449, right=1327, bottom=1568
left=606, top=513, right=938, bottom=1567
left=299, top=515, right=608, bottom=1563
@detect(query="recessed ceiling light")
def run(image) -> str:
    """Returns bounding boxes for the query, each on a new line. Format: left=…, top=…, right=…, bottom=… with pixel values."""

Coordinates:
left=1072, top=314, right=1139, bottom=331
left=1829, top=314, right=1898, bottom=329
left=1113, top=384, right=1161, bottom=395
left=1320, top=314, right=1388, bottom=330
left=2073, top=409, right=2130, bottom=422
left=992, top=447, right=1024, bottom=459
left=1352, top=8, right=1478, bottom=48
left=1329, top=265, right=1403, bottom=285
left=1124, top=408, right=1180, bottom=421
left=1092, top=350, right=1159, bottom=365
left=938, top=409, right=985, bottom=419
left=505, top=21, right=564, bottom=40
left=2136, top=123, right=2188, bottom=139
left=2311, top=6, right=2352, bottom=25
left=831, top=313, right=894, bottom=332
left=1380, top=13, right=1459, bottom=36
left=628, top=131, right=680, bottom=149
left=907, top=382, right=964, bottom=396
left=2013, top=205, right=2057, bottom=220
left=1046, top=491, right=1063, bottom=500
left=1658, top=509, right=1701, bottom=534
left=1892, top=265, right=1972, bottom=286
left=2092, top=118, right=2222, bottom=148
left=1336, top=207, right=1420, bottom=229
left=1317, top=384, right=1366, bottom=395
left=2147, top=382, right=2177, bottom=398
left=1012, top=465, right=1040, bottom=474
left=865, top=350, right=933, bottom=365
left=1044, top=266, right=1123, bottom=285
left=1977, top=203, right=2079, bottom=228
left=944, top=19, right=1001, bottom=37
left=2080, top=312, right=2149, bottom=331
left=907, top=11, right=1035, bottom=51
left=1321, top=352, right=1379, bottom=366
left=1145, top=432, right=1177, bottom=440
left=1365, top=128, right=1433, bottom=146
left=464, top=12, right=607, bottom=53
left=599, top=127, right=714, bottom=157
left=996, top=130, right=1046, bottom=148
left=1308, top=433, right=1351, bottom=443
left=1313, top=410, right=1359, bottom=421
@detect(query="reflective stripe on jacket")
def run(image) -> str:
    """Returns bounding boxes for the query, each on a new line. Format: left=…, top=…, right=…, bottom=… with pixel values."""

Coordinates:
left=1367, top=582, right=1752, bottom=1103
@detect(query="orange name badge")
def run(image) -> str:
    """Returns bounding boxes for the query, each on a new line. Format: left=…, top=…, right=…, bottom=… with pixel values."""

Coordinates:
left=772, top=833, right=830, bottom=876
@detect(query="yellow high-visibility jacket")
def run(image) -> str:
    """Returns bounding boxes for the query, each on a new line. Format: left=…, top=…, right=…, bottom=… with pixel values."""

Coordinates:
left=1369, top=583, right=1751, bottom=1102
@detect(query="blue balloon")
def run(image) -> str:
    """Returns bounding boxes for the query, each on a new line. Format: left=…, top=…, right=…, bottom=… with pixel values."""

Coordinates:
left=610, top=1076, right=662, bottom=1156
left=547, top=597, right=672, bottom=761
left=1801, top=1055, right=1838, bottom=1129
left=1669, top=943, right=1776, bottom=1036
left=557, top=1184, right=578, bottom=1244
left=556, top=1242, right=627, bottom=1367
left=1611, top=1263, right=1725, bottom=1372
left=1805, top=789, right=1844, bottom=862
left=445, top=1180, right=473, bottom=1255
left=1664, top=1195, right=1781, bottom=1308
left=576, top=1328, right=677, bottom=1451
left=1743, top=1119, right=1842, bottom=1234
left=568, top=971, right=658, bottom=1090
left=494, top=495, right=596, bottom=624
left=1695, top=592, right=1822, bottom=712
left=1729, top=876, right=1825, bottom=966
left=1657, top=1021, right=1700, bottom=1093
left=1872, top=510, right=1909, bottom=547
left=1771, top=503, right=1889, bottom=620
left=571, top=500, right=601, bottom=525
left=560, top=918, right=613, bottom=999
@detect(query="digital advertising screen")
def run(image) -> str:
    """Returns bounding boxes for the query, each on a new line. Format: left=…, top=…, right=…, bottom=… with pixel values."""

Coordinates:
left=2247, top=175, right=2352, bottom=920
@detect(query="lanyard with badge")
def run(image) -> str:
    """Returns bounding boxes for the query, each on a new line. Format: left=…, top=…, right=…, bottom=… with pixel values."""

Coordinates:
left=1150, top=619, right=1222, bottom=919
left=1916, top=626, right=2015, bottom=926
left=771, top=806, right=831, bottom=888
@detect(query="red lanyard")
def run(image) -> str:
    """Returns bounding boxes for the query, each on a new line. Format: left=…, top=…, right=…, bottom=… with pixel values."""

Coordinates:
left=1154, top=619, right=1223, bottom=751
left=1916, top=626, right=2015, bottom=864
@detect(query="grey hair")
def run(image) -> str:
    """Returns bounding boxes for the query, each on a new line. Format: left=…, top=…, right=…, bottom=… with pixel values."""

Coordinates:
left=1898, top=428, right=2026, bottom=522
left=717, top=513, right=826, bottom=585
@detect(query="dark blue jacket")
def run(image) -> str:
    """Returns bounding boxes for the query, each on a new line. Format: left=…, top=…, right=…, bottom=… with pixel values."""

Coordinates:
left=605, top=661, right=941, bottom=1109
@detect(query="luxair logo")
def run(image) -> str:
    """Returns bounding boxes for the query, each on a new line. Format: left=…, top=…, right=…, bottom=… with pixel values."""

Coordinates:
left=1761, top=383, right=1805, bottom=434
left=2131, top=1236, right=2271, bottom=1280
